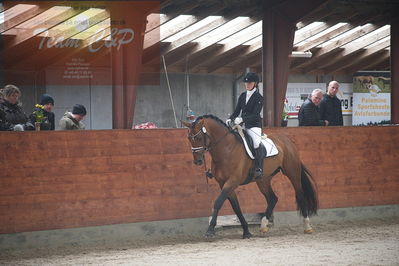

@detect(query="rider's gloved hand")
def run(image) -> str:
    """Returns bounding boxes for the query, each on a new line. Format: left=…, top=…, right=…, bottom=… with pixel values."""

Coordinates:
left=225, top=119, right=232, bottom=126
left=234, top=117, right=243, bottom=125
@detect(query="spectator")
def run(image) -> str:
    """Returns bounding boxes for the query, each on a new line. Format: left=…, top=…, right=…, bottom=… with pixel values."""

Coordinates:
left=29, top=94, right=55, bottom=130
left=298, top=88, right=328, bottom=126
left=59, top=104, right=87, bottom=130
left=320, top=81, right=343, bottom=126
left=1, top=89, right=13, bottom=131
left=0, top=84, right=34, bottom=131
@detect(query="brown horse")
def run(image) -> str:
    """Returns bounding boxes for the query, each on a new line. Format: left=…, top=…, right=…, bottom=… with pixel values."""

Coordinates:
left=182, top=114, right=318, bottom=238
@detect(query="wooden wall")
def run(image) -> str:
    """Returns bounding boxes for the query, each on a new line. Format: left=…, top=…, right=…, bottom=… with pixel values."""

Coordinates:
left=1, top=126, right=398, bottom=234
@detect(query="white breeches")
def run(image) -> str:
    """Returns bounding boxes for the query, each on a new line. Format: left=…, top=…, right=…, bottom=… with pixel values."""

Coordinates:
left=247, top=127, right=262, bottom=149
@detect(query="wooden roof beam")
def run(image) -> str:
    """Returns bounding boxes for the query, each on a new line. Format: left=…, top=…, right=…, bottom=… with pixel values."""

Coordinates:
left=0, top=3, right=43, bottom=33
left=187, top=22, right=262, bottom=70
left=146, top=2, right=199, bottom=32
left=162, top=16, right=259, bottom=67
left=37, top=8, right=109, bottom=40
left=324, top=38, right=390, bottom=73
left=2, top=6, right=80, bottom=50
left=160, top=5, right=256, bottom=55
left=294, top=22, right=333, bottom=44
left=231, top=50, right=262, bottom=73
left=294, top=22, right=353, bottom=51
left=144, top=3, right=223, bottom=50
left=344, top=49, right=390, bottom=73
left=315, top=27, right=390, bottom=70
left=292, top=23, right=380, bottom=69
left=210, top=39, right=262, bottom=73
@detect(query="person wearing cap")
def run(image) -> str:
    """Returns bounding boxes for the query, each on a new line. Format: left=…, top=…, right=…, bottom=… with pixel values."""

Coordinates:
left=29, top=94, right=55, bottom=130
left=226, top=72, right=264, bottom=179
left=59, top=104, right=87, bottom=130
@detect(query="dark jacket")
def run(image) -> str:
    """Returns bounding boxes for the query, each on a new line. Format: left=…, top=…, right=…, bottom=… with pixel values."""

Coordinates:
left=0, top=108, right=14, bottom=131
left=319, top=94, right=343, bottom=126
left=29, top=108, right=55, bottom=130
left=230, top=89, right=263, bottom=128
left=298, top=98, right=325, bottom=126
left=0, top=100, right=33, bottom=130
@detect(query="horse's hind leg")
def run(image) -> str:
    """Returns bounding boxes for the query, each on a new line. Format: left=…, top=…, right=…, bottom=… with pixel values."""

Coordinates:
left=256, top=179, right=278, bottom=233
left=284, top=164, right=318, bottom=234
left=228, top=191, right=252, bottom=239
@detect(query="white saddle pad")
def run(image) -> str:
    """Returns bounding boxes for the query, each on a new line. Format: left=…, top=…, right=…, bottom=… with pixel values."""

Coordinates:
left=232, top=125, right=278, bottom=159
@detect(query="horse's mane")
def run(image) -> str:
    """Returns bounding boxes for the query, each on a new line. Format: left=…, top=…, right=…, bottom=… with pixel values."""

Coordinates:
left=193, top=114, right=243, bottom=143
left=193, top=114, right=229, bottom=129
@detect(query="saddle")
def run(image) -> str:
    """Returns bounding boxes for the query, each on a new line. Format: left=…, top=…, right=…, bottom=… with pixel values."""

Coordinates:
left=232, top=124, right=278, bottom=160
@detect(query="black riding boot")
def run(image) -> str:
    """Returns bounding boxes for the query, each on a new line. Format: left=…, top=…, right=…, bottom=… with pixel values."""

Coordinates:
left=254, top=147, right=264, bottom=179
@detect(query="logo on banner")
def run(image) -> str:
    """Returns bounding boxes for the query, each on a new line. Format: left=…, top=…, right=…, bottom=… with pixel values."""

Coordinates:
left=36, top=27, right=134, bottom=52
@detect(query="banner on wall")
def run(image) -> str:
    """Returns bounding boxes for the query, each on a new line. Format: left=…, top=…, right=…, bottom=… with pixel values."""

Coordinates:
left=352, top=71, right=391, bottom=126
left=285, top=83, right=352, bottom=118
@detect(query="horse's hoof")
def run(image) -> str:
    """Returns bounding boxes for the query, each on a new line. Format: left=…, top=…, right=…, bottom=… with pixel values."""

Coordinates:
left=243, top=232, right=252, bottom=239
left=205, top=230, right=216, bottom=238
left=259, top=227, right=269, bottom=233
left=304, top=228, right=314, bottom=234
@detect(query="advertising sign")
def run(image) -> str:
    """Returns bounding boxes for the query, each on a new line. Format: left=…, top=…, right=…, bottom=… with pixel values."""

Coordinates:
left=352, top=71, right=391, bottom=125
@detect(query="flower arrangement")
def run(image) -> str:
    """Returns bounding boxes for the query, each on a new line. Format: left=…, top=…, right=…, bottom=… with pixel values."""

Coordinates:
left=34, top=104, right=46, bottom=123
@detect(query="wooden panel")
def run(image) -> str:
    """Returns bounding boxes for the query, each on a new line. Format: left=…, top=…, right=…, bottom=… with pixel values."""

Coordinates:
left=1, top=126, right=399, bottom=234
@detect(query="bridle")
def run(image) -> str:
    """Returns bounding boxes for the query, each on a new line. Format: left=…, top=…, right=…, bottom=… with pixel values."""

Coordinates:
left=188, top=125, right=230, bottom=154
left=189, top=126, right=210, bottom=154
left=188, top=124, right=230, bottom=183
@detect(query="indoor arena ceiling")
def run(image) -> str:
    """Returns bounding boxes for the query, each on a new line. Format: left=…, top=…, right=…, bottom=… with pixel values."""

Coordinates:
left=1, top=0, right=398, bottom=75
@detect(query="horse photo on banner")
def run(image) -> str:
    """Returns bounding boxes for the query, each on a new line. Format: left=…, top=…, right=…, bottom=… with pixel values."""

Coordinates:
left=352, top=71, right=391, bottom=126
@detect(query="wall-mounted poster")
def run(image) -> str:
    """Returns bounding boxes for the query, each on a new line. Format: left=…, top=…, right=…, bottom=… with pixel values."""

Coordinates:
left=352, top=71, right=391, bottom=126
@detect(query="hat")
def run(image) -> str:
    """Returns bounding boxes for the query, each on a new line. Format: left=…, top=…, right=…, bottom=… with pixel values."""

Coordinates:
left=243, top=72, right=259, bottom=83
left=72, top=104, right=87, bottom=116
left=40, top=94, right=54, bottom=105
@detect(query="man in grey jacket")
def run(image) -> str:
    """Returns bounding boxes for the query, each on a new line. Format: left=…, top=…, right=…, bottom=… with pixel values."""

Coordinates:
left=59, top=104, right=87, bottom=130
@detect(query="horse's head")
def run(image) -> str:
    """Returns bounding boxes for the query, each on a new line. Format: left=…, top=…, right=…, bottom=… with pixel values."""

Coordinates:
left=182, top=119, right=210, bottom=166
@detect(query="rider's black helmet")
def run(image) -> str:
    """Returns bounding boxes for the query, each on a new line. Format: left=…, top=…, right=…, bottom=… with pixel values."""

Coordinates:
left=243, top=72, right=259, bottom=83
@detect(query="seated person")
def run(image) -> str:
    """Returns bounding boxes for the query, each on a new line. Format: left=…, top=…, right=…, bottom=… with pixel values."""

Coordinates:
left=59, top=104, right=87, bottom=130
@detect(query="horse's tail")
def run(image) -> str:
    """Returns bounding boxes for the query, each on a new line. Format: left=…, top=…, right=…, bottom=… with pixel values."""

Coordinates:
left=298, top=163, right=319, bottom=217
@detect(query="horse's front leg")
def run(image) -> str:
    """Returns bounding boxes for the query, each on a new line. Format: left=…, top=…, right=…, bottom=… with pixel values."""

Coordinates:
left=228, top=191, right=252, bottom=239
left=206, top=187, right=232, bottom=237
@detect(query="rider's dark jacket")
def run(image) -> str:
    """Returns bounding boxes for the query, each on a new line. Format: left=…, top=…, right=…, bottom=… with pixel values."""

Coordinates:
left=229, top=89, right=263, bottom=128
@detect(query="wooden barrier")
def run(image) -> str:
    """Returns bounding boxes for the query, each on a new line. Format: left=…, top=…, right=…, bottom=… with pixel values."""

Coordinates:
left=1, top=126, right=399, bottom=234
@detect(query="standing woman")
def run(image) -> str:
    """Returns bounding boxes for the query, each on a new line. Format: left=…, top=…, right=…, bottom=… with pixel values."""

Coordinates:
left=0, top=84, right=33, bottom=130
left=226, top=72, right=264, bottom=178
